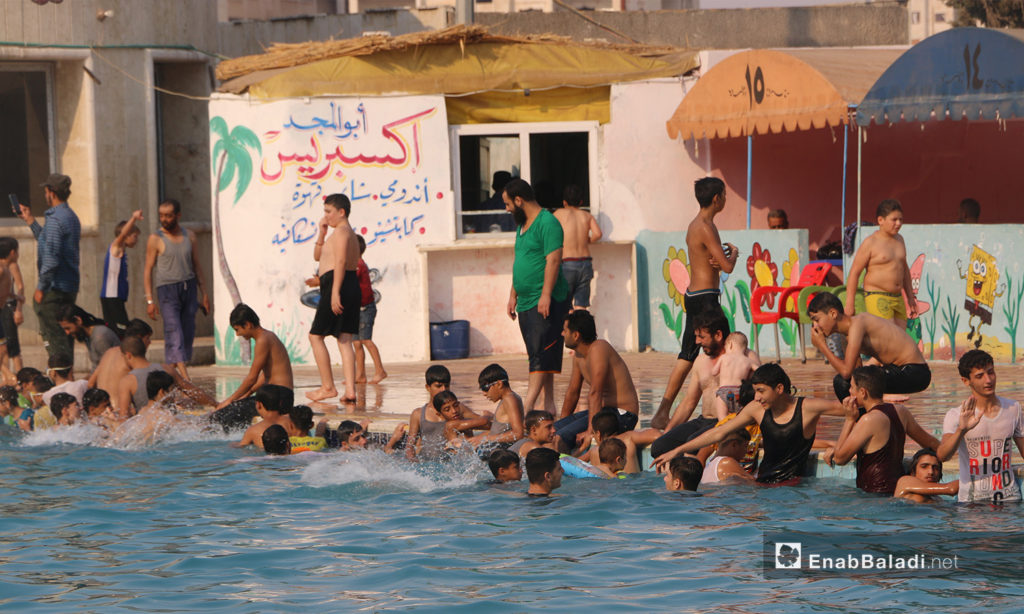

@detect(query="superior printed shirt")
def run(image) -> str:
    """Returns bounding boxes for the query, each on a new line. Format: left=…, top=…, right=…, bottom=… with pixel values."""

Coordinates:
left=943, top=396, right=1024, bottom=503
left=512, top=209, right=568, bottom=312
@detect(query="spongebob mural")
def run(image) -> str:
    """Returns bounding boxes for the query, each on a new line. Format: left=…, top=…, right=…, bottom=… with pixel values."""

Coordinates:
left=958, top=245, right=1005, bottom=350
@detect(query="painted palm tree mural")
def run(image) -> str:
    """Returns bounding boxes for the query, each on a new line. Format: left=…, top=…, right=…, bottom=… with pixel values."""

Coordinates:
left=210, top=116, right=261, bottom=362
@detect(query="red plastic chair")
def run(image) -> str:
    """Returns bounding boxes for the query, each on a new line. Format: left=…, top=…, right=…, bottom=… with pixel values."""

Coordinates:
left=750, top=262, right=833, bottom=362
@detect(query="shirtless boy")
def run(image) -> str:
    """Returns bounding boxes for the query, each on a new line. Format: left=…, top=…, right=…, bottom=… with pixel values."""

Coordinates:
left=0, top=237, right=25, bottom=383
left=88, top=319, right=152, bottom=409
left=894, top=448, right=958, bottom=503
left=553, top=184, right=602, bottom=311
left=470, top=363, right=524, bottom=448
left=826, top=366, right=940, bottom=495
left=845, top=199, right=917, bottom=329
left=593, top=437, right=638, bottom=478
left=306, top=194, right=361, bottom=404
left=556, top=309, right=639, bottom=452
left=652, top=177, right=738, bottom=430
left=209, top=304, right=294, bottom=431
left=230, top=384, right=294, bottom=450
left=807, top=292, right=931, bottom=401
left=712, top=332, right=760, bottom=418
left=654, top=364, right=843, bottom=485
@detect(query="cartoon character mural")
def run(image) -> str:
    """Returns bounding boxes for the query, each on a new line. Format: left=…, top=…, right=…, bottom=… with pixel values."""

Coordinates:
left=905, top=254, right=930, bottom=344
left=957, top=245, right=1005, bottom=349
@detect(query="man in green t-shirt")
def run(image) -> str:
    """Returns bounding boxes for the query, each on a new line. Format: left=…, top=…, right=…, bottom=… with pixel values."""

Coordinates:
left=504, top=178, right=570, bottom=413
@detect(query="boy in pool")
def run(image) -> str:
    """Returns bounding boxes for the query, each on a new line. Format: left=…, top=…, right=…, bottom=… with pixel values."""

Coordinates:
left=469, top=363, right=524, bottom=449
left=664, top=456, right=702, bottom=492
left=406, top=365, right=452, bottom=460
left=894, top=448, right=958, bottom=503
left=581, top=407, right=661, bottom=465
left=51, top=393, right=83, bottom=426
left=262, top=424, right=291, bottom=455
left=230, top=384, right=294, bottom=450
left=0, top=385, right=17, bottom=426
left=488, top=449, right=523, bottom=483
left=700, top=429, right=755, bottom=484
left=525, top=447, right=563, bottom=496
left=510, top=410, right=560, bottom=457
left=435, top=391, right=491, bottom=448
left=29, top=375, right=57, bottom=430
left=592, top=438, right=638, bottom=478
left=711, top=332, right=759, bottom=419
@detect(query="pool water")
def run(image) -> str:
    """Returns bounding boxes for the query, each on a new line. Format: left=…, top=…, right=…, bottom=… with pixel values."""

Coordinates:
left=2, top=422, right=1023, bottom=612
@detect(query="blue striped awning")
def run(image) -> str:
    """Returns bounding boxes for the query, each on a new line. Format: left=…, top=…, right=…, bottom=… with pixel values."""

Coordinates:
left=857, top=28, right=1024, bottom=126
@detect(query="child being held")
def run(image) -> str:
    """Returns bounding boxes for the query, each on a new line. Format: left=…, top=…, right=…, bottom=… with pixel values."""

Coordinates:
left=593, top=438, right=635, bottom=479
left=711, top=332, right=760, bottom=419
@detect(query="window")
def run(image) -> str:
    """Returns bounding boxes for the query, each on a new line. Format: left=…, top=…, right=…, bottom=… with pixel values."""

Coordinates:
left=0, top=64, right=54, bottom=220
left=910, top=11, right=921, bottom=24
left=452, top=122, right=598, bottom=238
left=934, top=12, right=946, bottom=23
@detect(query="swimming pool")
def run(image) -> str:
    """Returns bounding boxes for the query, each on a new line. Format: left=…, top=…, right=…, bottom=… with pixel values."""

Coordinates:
left=2, top=422, right=1022, bottom=613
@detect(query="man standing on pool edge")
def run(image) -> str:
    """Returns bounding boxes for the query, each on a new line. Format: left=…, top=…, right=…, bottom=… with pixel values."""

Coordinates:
left=505, top=178, right=570, bottom=413
left=651, top=177, right=738, bottom=430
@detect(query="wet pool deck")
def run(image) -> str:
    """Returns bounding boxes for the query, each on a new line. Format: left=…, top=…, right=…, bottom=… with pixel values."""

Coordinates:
left=190, top=351, right=1024, bottom=475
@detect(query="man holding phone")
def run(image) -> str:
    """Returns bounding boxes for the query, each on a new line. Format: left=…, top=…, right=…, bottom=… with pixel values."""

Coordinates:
left=15, top=173, right=81, bottom=361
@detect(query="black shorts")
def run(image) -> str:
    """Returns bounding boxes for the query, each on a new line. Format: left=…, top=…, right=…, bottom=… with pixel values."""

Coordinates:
left=650, top=415, right=719, bottom=458
left=833, top=363, right=931, bottom=400
left=518, top=297, right=570, bottom=373
left=678, top=289, right=722, bottom=361
left=309, top=270, right=361, bottom=337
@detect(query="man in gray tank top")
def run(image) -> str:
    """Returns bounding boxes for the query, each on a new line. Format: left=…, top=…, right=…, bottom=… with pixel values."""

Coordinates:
left=143, top=199, right=210, bottom=381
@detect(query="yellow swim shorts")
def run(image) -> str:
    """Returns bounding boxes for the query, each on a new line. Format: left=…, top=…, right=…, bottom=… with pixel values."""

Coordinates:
left=864, top=290, right=907, bottom=321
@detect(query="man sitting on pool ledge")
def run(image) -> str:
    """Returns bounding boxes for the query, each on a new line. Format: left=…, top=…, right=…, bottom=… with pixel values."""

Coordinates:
left=555, top=309, right=639, bottom=454
left=894, top=448, right=958, bottom=503
left=825, top=366, right=939, bottom=495
left=807, top=292, right=930, bottom=401
left=653, top=364, right=843, bottom=485
left=525, top=447, right=563, bottom=496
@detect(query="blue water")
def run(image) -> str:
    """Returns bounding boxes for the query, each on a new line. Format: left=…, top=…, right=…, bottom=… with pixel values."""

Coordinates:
left=2, top=424, right=1023, bottom=613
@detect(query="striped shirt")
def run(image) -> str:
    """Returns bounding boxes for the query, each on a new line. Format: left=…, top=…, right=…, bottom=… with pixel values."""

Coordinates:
left=31, top=202, right=81, bottom=293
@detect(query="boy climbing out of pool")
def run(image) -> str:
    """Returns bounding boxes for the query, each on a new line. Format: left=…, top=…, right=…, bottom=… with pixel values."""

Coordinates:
left=937, top=350, right=1024, bottom=504
left=652, top=177, right=739, bottom=431
left=844, top=199, right=918, bottom=330
left=664, top=456, right=702, bottom=492
left=525, top=447, right=563, bottom=496
left=488, top=449, right=523, bottom=483
left=700, top=428, right=755, bottom=485
left=230, top=384, right=294, bottom=450
left=653, top=363, right=843, bottom=485
left=823, top=366, right=940, bottom=495
left=711, top=332, right=759, bottom=419
left=469, top=363, right=524, bottom=448
left=212, top=304, right=294, bottom=430
left=807, top=292, right=931, bottom=401
left=592, top=438, right=638, bottom=478
left=894, top=448, right=958, bottom=503
left=510, top=410, right=561, bottom=457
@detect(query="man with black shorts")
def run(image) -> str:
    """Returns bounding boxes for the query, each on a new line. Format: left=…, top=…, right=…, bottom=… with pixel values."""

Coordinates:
left=306, top=193, right=361, bottom=405
left=504, top=178, right=570, bottom=413
left=651, top=177, right=739, bottom=429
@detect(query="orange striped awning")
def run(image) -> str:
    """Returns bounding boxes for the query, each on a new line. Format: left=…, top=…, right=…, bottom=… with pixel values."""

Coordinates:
left=666, top=48, right=903, bottom=140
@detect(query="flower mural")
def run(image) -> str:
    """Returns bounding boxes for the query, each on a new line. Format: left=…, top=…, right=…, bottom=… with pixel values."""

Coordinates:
left=659, top=246, right=691, bottom=341
left=662, top=247, right=690, bottom=308
left=780, top=248, right=800, bottom=311
left=747, top=242, right=779, bottom=308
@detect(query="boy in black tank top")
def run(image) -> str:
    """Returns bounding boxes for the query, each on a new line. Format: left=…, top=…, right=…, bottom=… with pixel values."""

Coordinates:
left=652, top=364, right=843, bottom=485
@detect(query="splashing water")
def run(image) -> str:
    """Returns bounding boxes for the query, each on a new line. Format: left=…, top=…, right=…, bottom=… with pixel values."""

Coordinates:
left=301, top=446, right=487, bottom=493
left=18, top=422, right=108, bottom=447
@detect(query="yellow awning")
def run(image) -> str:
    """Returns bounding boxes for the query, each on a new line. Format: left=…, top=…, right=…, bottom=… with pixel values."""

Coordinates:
left=666, top=48, right=902, bottom=140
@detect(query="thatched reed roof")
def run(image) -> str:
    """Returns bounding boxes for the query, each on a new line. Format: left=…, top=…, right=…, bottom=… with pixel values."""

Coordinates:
left=216, top=24, right=689, bottom=82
